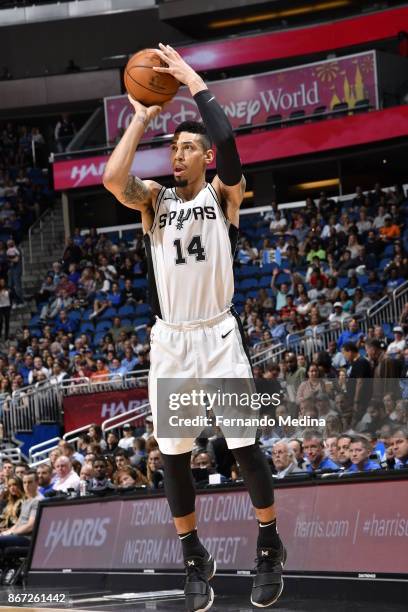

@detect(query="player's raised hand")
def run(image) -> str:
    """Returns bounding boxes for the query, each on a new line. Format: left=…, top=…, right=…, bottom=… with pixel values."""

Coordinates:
left=154, top=43, right=200, bottom=88
left=127, top=94, right=162, bottom=123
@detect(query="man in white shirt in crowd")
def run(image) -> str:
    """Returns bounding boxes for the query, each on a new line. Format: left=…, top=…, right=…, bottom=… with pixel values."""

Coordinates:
left=142, top=416, right=154, bottom=440
left=329, top=302, right=349, bottom=325
left=53, top=456, right=80, bottom=492
left=118, top=423, right=135, bottom=451
left=386, top=326, right=406, bottom=357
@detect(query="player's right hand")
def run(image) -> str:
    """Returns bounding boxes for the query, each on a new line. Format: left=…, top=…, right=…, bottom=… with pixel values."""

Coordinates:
left=128, top=94, right=162, bottom=123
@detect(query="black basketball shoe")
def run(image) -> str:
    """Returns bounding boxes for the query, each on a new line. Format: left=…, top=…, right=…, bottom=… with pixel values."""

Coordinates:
left=250, top=542, right=287, bottom=607
left=184, top=554, right=216, bottom=612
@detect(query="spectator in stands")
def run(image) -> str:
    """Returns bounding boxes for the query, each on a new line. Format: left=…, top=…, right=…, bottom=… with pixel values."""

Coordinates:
left=118, top=424, right=135, bottom=451
left=0, top=278, right=11, bottom=340
left=0, top=476, right=23, bottom=531
left=296, top=364, right=326, bottom=403
left=342, top=341, right=372, bottom=425
left=114, top=466, right=147, bottom=488
left=14, top=463, right=29, bottom=481
left=303, top=430, right=340, bottom=472
left=130, top=437, right=147, bottom=472
left=271, top=440, right=305, bottom=478
left=88, top=456, right=114, bottom=491
left=58, top=440, right=84, bottom=465
left=336, top=434, right=352, bottom=470
left=105, top=431, right=120, bottom=455
left=87, top=425, right=107, bottom=451
left=90, top=358, right=110, bottom=383
left=390, top=428, right=408, bottom=469
left=379, top=215, right=400, bottom=241
left=399, top=303, right=408, bottom=335
left=121, top=346, right=139, bottom=373
left=48, top=449, right=62, bottom=474
left=115, top=450, right=131, bottom=472
left=6, top=240, right=23, bottom=307
left=27, top=356, right=49, bottom=385
left=0, top=461, right=14, bottom=483
left=0, top=471, right=42, bottom=552
left=337, top=319, right=363, bottom=350
left=146, top=448, right=164, bottom=489
left=54, top=113, right=76, bottom=153
left=121, top=278, right=143, bottom=305
left=386, top=326, right=406, bottom=357
left=36, top=464, right=54, bottom=496
left=345, top=436, right=381, bottom=473
left=366, top=338, right=402, bottom=402
left=140, top=415, right=154, bottom=441
left=287, top=439, right=306, bottom=469
left=355, top=403, right=384, bottom=434
left=284, top=352, right=306, bottom=403
left=53, top=456, right=80, bottom=493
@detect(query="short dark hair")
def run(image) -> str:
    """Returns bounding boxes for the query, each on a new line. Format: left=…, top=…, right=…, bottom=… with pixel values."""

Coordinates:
left=174, top=121, right=211, bottom=150
left=350, top=435, right=371, bottom=450
left=94, top=455, right=107, bottom=465
left=342, top=341, right=358, bottom=353
left=24, top=470, right=39, bottom=481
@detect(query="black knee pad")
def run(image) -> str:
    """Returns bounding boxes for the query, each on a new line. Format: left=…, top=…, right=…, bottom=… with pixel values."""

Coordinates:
left=232, top=443, right=274, bottom=508
left=161, top=451, right=196, bottom=518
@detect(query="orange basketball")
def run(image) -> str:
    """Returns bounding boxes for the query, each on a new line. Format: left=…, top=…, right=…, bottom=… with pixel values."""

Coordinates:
left=124, top=48, right=180, bottom=106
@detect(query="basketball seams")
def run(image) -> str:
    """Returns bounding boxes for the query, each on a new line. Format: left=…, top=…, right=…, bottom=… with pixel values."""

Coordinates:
left=125, top=68, right=178, bottom=97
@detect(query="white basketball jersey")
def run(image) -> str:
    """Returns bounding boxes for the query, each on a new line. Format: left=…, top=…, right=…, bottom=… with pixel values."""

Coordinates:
left=144, top=183, right=238, bottom=323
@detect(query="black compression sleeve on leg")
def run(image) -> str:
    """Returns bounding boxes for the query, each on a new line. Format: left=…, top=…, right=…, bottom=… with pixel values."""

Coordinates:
left=193, top=89, right=242, bottom=186
left=232, top=443, right=274, bottom=508
left=161, top=451, right=196, bottom=518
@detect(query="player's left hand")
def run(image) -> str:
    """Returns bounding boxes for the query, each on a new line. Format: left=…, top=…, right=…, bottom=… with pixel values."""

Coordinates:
left=154, top=43, right=198, bottom=86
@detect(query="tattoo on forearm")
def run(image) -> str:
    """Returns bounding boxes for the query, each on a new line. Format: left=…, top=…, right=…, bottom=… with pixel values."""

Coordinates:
left=122, top=176, right=148, bottom=205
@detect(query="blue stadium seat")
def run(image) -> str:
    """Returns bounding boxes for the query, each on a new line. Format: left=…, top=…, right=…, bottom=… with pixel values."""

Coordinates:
left=80, top=322, right=95, bottom=334
left=121, top=318, right=133, bottom=328
left=118, top=304, right=135, bottom=318
left=337, top=277, right=349, bottom=289
left=383, top=244, right=394, bottom=257
left=259, top=276, right=271, bottom=288
left=247, top=290, right=258, bottom=298
left=93, top=332, right=106, bottom=347
left=240, top=265, right=256, bottom=278
left=134, top=317, right=150, bottom=326
left=29, top=314, right=41, bottom=327
left=379, top=258, right=392, bottom=271
left=275, top=272, right=291, bottom=285
left=135, top=303, right=151, bottom=316
left=29, top=327, right=42, bottom=338
left=100, top=307, right=118, bottom=320
left=133, top=278, right=148, bottom=288
left=95, top=320, right=112, bottom=333
left=240, top=278, right=258, bottom=290
left=68, top=310, right=81, bottom=322
left=260, top=263, right=276, bottom=276
left=357, top=274, right=368, bottom=286
left=81, top=308, right=93, bottom=321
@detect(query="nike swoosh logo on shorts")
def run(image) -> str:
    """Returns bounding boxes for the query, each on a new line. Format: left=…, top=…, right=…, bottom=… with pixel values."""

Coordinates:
left=222, top=329, right=233, bottom=339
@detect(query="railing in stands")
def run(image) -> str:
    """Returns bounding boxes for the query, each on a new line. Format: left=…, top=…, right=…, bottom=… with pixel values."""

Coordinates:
left=393, top=280, right=408, bottom=325
left=101, top=402, right=150, bottom=434
left=0, top=448, right=22, bottom=464
left=2, top=381, right=62, bottom=440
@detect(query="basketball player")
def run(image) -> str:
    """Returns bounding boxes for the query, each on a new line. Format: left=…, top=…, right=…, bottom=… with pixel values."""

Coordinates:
left=103, top=43, right=285, bottom=611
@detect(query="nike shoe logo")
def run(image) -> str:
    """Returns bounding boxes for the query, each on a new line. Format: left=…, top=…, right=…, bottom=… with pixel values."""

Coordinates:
left=221, top=329, right=233, bottom=339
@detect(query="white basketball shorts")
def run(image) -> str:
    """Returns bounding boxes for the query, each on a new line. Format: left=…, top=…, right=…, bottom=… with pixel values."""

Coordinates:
left=148, top=308, right=257, bottom=455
